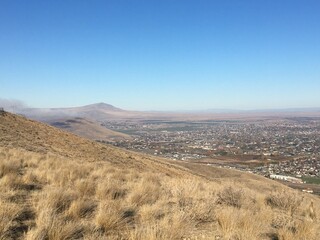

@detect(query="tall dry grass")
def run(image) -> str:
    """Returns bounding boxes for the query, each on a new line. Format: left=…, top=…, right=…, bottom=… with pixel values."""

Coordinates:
left=0, top=146, right=319, bottom=239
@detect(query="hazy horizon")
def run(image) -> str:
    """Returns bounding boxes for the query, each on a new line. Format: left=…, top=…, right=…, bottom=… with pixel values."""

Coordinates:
left=1, top=98, right=320, bottom=113
left=1, top=1, right=320, bottom=110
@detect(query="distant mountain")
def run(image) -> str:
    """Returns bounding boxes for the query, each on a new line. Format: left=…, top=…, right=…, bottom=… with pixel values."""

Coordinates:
left=75, top=102, right=124, bottom=112
left=9, top=102, right=135, bottom=141
left=16, top=102, right=134, bottom=122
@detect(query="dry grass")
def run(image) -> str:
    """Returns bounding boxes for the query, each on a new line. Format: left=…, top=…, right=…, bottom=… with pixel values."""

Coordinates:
left=1, top=147, right=319, bottom=239
left=0, top=200, right=24, bottom=239
left=1, top=112, right=320, bottom=239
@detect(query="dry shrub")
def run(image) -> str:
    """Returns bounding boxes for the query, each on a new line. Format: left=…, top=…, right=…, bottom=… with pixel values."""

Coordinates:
left=217, top=186, right=244, bottom=208
left=271, top=214, right=294, bottom=230
left=266, top=190, right=303, bottom=215
left=176, top=192, right=216, bottom=223
left=188, top=199, right=216, bottom=223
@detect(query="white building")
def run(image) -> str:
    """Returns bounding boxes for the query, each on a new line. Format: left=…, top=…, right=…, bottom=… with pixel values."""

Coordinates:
left=270, top=174, right=303, bottom=184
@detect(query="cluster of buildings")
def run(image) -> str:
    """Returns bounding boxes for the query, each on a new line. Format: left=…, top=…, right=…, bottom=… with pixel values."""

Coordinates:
left=103, top=118, right=320, bottom=183
left=267, top=158, right=320, bottom=177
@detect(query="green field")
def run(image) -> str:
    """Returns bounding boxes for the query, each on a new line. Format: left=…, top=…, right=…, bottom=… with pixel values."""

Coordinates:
left=302, top=176, right=320, bottom=185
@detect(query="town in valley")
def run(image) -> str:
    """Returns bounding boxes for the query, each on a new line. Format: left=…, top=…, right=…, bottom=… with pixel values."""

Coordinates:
left=101, top=116, right=320, bottom=194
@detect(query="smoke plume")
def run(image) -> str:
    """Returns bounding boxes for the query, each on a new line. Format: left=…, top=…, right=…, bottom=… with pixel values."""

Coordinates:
left=0, top=98, right=28, bottom=113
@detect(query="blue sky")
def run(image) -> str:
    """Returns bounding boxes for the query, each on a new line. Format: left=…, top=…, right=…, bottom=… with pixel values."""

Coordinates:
left=1, top=0, right=319, bottom=110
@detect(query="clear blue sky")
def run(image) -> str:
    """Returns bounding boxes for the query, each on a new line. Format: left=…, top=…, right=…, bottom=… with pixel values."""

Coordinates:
left=1, top=0, right=319, bottom=110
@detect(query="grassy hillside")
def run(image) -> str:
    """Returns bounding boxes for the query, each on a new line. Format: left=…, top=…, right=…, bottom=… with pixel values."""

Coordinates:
left=0, top=111, right=319, bottom=239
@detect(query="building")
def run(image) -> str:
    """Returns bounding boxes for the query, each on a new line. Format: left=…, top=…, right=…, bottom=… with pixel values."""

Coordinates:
left=270, top=174, right=303, bottom=184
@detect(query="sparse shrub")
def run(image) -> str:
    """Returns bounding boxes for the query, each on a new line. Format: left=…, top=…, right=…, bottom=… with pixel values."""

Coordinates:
left=266, top=190, right=303, bottom=215
left=271, top=214, right=294, bottom=229
left=217, top=186, right=244, bottom=208
left=188, top=199, right=216, bottom=223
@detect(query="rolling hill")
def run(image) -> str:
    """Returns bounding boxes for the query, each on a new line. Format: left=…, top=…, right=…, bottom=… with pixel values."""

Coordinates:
left=0, top=110, right=319, bottom=239
left=16, top=102, right=154, bottom=122
left=49, top=117, right=132, bottom=142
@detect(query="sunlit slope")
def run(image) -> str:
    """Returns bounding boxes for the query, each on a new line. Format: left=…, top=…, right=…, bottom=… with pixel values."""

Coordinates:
left=0, top=111, right=206, bottom=177
left=0, top=111, right=292, bottom=190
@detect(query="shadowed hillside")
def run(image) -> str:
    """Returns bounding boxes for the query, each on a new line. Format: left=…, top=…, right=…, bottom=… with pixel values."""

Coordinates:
left=0, top=111, right=319, bottom=239
left=49, top=117, right=132, bottom=142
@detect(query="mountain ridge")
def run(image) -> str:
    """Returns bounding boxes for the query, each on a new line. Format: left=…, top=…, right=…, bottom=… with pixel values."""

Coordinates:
left=7, top=102, right=320, bottom=123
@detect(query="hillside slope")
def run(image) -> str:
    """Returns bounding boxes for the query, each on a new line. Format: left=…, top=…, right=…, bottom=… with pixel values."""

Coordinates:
left=0, top=111, right=319, bottom=239
left=49, top=117, right=132, bottom=142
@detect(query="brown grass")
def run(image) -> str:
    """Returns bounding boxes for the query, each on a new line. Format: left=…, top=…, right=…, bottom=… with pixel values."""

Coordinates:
left=1, top=147, right=319, bottom=239
left=1, top=112, right=320, bottom=239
